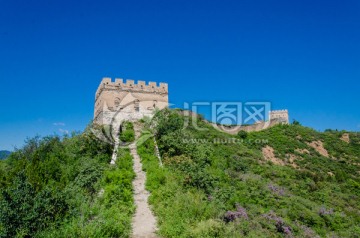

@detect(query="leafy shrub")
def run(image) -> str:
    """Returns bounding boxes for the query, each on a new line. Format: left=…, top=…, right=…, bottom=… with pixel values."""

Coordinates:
left=237, top=130, right=248, bottom=139
left=119, top=121, right=135, bottom=142
left=0, top=125, right=136, bottom=238
left=153, top=108, right=184, bottom=139
left=0, top=173, right=67, bottom=237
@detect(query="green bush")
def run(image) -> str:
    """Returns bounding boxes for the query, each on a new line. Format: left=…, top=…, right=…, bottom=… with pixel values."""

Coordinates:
left=0, top=125, right=136, bottom=238
left=153, top=108, right=184, bottom=139
left=120, top=121, right=135, bottom=142
left=237, top=130, right=248, bottom=139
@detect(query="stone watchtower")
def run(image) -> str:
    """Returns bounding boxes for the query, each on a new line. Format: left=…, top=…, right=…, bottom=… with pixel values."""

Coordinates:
left=269, top=110, right=289, bottom=123
left=94, top=77, right=169, bottom=125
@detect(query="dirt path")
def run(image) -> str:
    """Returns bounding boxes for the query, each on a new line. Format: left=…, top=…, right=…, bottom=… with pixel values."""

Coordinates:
left=130, top=140, right=158, bottom=237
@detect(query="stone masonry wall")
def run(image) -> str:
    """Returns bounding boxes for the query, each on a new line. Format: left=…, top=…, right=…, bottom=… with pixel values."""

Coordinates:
left=94, top=77, right=169, bottom=125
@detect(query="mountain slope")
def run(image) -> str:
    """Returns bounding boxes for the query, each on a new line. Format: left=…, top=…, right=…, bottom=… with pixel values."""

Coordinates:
left=137, top=109, right=360, bottom=237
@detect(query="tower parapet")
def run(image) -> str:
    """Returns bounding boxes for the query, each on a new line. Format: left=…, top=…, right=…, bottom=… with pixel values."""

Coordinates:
left=270, top=109, right=289, bottom=124
left=95, top=77, right=168, bottom=101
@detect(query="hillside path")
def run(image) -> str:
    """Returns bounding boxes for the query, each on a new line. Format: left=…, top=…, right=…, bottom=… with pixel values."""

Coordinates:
left=130, top=123, right=158, bottom=238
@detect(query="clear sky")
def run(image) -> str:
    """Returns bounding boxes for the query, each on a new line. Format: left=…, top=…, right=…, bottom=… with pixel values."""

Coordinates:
left=0, top=0, right=359, bottom=150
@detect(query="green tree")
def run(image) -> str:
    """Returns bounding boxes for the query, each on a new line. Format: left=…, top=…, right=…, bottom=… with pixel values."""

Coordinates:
left=292, top=119, right=301, bottom=125
left=237, top=130, right=248, bottom=139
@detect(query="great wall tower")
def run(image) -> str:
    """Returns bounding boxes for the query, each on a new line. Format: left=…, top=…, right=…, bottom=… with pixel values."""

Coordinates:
left=270, top=110, right=289, bottom=124
left=94, top=77, right=169, bottom=125
left=93, top=77, right=289, bottom=132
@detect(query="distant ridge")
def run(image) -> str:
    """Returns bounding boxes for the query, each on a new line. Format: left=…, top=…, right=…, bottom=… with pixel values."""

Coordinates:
left=0, top=150, right=11, bottom=160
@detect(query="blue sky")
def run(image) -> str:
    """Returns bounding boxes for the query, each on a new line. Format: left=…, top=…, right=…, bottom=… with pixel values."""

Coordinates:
left=0, top=0, right=359, bottom=150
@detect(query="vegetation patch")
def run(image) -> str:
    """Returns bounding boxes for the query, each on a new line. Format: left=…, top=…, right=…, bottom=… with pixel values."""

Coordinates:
left=137, top=109, right=360, bottom=237
left=0, top=126, right=135, bottom=238
left=120, top=121, right=135, bottom=143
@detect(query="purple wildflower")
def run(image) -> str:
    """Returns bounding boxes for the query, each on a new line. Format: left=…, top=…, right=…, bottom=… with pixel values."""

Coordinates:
left=268, top=183, right=286, bottom=196
left=223, top=204, right=248, bottom=223
left=263, top=211, right=292, bottom=237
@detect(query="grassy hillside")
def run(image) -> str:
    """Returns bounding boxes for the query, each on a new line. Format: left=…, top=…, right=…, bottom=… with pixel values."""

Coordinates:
left=0, top=126, right=135, bottom=238
left=1, top=110, right=359, bottom=237
left=138, top=109, right=360, bottom=237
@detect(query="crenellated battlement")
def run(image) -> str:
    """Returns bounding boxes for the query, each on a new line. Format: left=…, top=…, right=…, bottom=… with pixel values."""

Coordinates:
left=95, top=77, right=168, bottom=100
left=270, top=110, right=288, bottom=113
left=269, top=109, right=289, bottom=123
